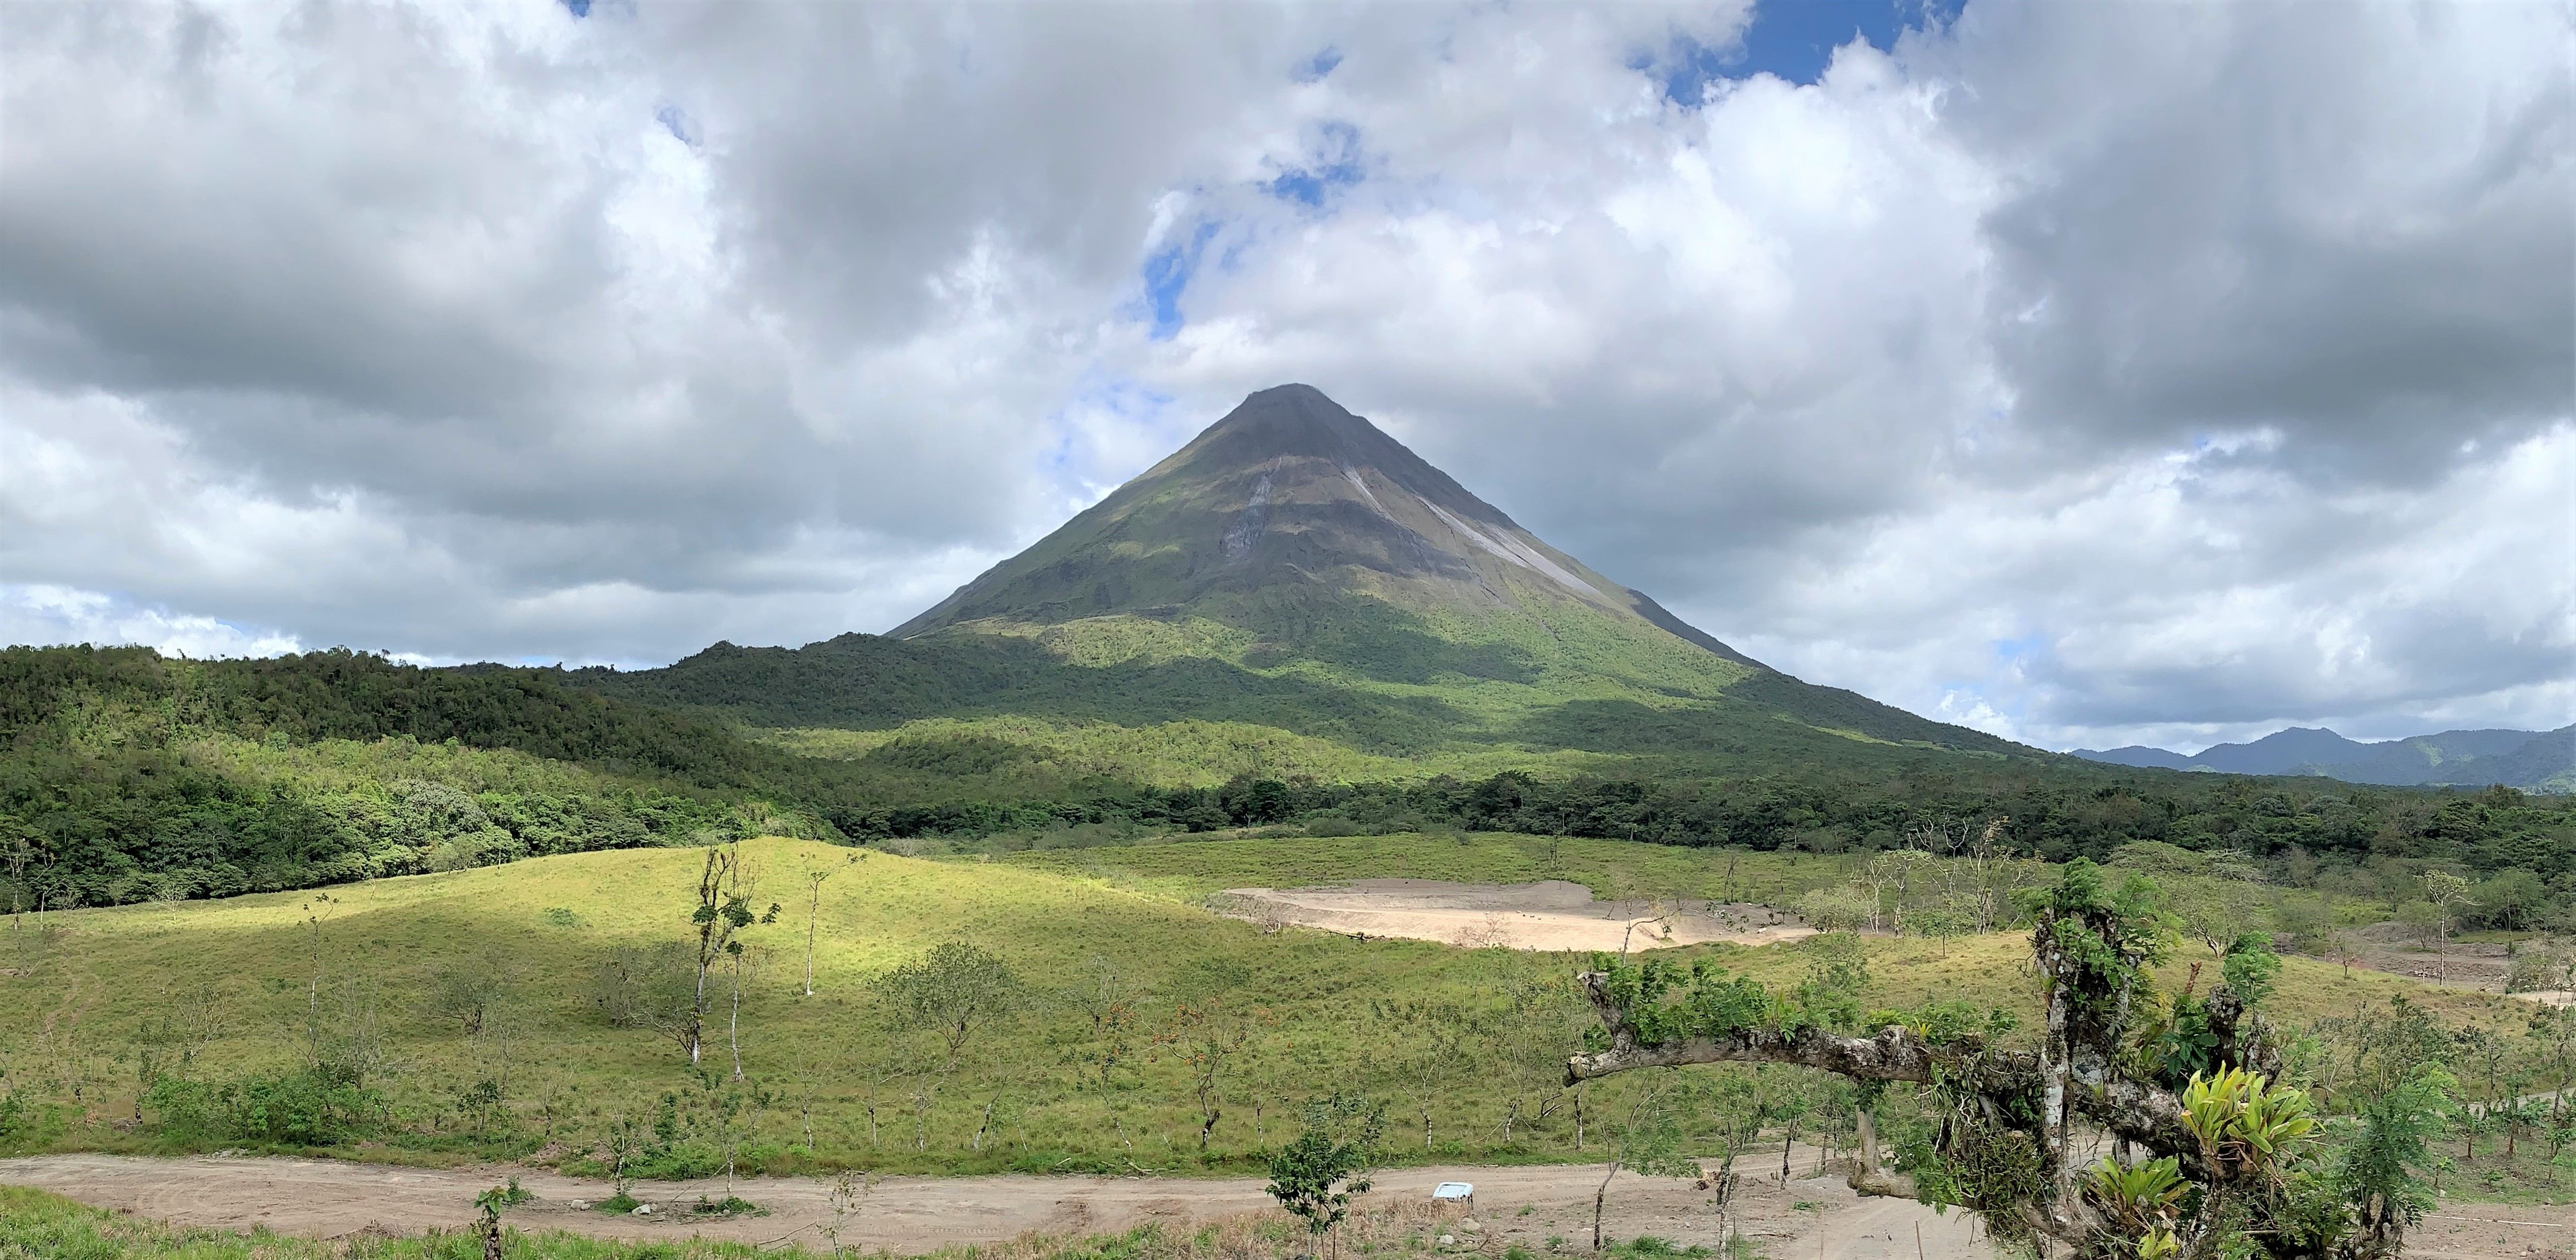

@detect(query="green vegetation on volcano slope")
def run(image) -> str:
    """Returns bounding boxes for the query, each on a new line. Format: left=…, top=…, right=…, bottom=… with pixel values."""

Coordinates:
left=0, top=836, right=2531, bottom=1184
left=565, top=596, right=2024, bottom=770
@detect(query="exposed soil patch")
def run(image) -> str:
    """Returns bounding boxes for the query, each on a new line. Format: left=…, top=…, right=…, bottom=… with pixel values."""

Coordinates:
left=2345, top=922, right=2519, bottom=991
left=2415, top=1203, right=2576, bottom=1260
left=0, top=1152, right=1989, bottom=1258
left=1214, top=879, right=1815, bottom=952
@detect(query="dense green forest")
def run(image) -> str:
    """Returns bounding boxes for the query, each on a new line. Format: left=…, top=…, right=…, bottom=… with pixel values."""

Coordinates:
left=4, top=645, right=2567, bottom=918
left=0, top=646, right=820, bottom=908
left=845, top=764, right=2576, bottom=916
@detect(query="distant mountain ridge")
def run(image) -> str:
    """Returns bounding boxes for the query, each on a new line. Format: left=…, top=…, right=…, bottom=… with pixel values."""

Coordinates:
left=2074, top=722, right=2573, bottom=792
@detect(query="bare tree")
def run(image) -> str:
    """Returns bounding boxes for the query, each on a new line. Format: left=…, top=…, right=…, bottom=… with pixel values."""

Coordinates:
left=1155, top=995, right=1271, bottom=1149
left=2419, top=870, right=2477, bottom=941
left=727, top=942, right=772, bottom=1080
left=426, top=955, right=518, bottom=1038
left=799, top=851, right=863, bottom=998
left=1371, top=998, right=1473, bottom=1149
left=1588, top=1070, right=1702, bottom=1251
left=818, top=1170, right=879, bottom=1259
left=300, top=892, right=338, bottom=1059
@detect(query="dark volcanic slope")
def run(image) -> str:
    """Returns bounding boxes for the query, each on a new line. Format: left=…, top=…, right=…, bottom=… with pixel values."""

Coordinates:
left=895, top=384, right=1755, bottom=663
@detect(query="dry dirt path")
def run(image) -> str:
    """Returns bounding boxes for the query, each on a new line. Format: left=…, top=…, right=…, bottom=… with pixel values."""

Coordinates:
left=0, top=1152, right=1993, bottom=1258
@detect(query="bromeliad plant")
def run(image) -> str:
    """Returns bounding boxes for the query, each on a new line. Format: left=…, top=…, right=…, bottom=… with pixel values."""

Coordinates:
left=2082, top=1156, right=2186, bottom=1240
left=2181, top=1066, right=2317, bottom=1184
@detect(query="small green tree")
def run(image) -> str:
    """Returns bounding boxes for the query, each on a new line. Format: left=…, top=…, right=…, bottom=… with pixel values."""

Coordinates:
left=1265, top=1091, right=1384, bottom=1260
left=2338, top=1064, right=2455, bottom=1253
left=599, top=1110, right=643, bottom=1208
left=2220, top=932, right=2281, bottom=1009
left=473, top=1184, right=507, bottom=1260
left=685, top=845, right=777, bottom=1067
left=2528, top=1004, right=2576, bottom=1131
left=880, top=941, right=1022, bottom=1073
left=819, top=1169, right=878, bottom=1259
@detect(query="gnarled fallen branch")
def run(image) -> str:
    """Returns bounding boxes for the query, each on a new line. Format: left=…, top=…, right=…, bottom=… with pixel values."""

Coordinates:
left=1564, top=970, right=2198, bottom=1163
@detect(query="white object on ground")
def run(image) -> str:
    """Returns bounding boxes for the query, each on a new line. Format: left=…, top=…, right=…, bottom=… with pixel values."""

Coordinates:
left=1432, top=1182, right=1474, bottom=1201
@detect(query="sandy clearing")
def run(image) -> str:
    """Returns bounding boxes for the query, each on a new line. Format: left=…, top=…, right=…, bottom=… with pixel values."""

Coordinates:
left=2414, top=1202, right=2576, bottom=1259
left=1215, top=880, right=1815, bottom=952
left=0, top=1151, right=1994, bottom=1258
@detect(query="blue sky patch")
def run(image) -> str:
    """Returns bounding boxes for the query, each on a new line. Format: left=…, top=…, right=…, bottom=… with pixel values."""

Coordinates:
left=560, top=0, right=591, bottom=17
left=1297, top=47, right=1343, bottom=83
left=1648, top=0, right=1963, bottom=102
left=655, top=104, right=698, bottom=147
left=1265, top=120, right=1364, bottom=208
left=1140, top=221, right=1220, bottom=340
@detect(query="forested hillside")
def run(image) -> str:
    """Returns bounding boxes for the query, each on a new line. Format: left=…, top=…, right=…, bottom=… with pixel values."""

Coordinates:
left=5, top=644, right=2568, bottom=915
left=0, top=646, right=830, bottom=909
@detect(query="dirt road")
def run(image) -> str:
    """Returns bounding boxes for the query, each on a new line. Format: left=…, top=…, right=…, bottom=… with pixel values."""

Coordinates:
left=1216, top=880, right=1815, bottom=953
left=0, top=1151, right=1992, bottom=1258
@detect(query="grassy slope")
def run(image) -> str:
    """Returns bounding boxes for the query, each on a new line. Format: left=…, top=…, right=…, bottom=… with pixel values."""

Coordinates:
left=0, top=838, right=1582, bottom=1173
left=0, top=836, right=2524, bottom=1183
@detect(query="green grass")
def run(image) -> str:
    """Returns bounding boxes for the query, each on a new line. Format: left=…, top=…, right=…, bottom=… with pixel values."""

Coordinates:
left=2430, top=1133, right=2576, bottom=1206
left=0, top=838, right=1601, bottom=1175
left=0, top=833, right=2534, bottom=1191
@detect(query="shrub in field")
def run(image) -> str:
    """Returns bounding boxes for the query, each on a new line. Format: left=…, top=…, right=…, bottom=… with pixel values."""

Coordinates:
left=144, top=1066, right=381, bottom=1146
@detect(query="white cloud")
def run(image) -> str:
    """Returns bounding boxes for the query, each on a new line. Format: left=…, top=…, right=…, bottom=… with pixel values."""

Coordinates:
left=0, top=585, right=302, bottom=660
left=0, top=0, right=2563, bottom=749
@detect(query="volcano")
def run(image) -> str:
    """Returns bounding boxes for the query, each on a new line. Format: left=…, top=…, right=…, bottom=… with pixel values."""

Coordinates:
left=582, top=385, right=2026, bottom=768
left=895, top=383, right=1756, bottom=666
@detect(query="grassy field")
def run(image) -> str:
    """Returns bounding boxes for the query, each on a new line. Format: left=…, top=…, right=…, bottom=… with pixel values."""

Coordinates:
left=0, top=837, right=1608, bottom=1177
left=0, top=833, right=2533, bottom=1189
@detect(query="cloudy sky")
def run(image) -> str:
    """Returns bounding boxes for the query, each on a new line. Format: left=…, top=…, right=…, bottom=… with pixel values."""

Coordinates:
left=2, top=0, right=2568, bottom=754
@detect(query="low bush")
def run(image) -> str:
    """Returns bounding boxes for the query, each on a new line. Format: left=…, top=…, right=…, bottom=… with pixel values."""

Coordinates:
left=144, top=1066, right=382, bottom=1147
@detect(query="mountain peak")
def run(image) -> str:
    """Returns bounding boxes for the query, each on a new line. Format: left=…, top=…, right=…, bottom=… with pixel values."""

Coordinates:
left=894, top=385, right=1658, bottom=636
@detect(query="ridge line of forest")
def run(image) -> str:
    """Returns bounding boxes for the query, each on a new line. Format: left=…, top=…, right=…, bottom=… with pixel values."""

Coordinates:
left=2, top=645, right=2566, bottom=913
